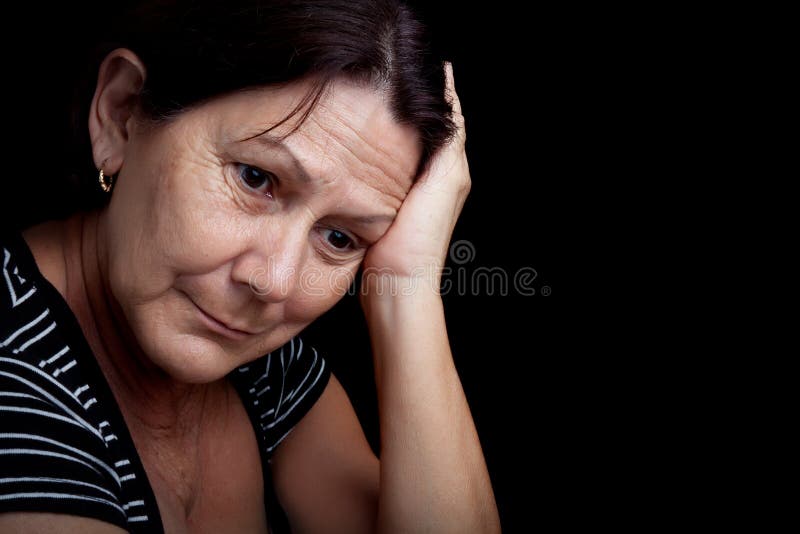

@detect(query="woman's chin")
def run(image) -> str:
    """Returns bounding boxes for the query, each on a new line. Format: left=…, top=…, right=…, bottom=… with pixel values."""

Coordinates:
left=130, top=308, right=301, bottom=384
left=142, top=332, right=249, bottom=384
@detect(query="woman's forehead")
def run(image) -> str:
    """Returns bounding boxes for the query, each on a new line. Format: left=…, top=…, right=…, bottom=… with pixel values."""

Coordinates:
left=213, top=79, right=421, bottom=197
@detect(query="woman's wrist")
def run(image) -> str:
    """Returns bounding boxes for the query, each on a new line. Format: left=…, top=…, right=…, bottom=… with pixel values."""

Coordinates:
left=359, top=269, right=443, bottom=309
left=359, top=272, right=445, bottom=326
left=359, top=273, right=450, bottom=375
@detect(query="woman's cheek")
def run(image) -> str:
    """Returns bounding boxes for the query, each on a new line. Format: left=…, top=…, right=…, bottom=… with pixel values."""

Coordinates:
left=170, top=201, right=251, bottom=274
left=286, top=273, right=341, bottom=322
left=329, top=265, right=357, bottom=297
left=296, top=266, right=328, bottom=301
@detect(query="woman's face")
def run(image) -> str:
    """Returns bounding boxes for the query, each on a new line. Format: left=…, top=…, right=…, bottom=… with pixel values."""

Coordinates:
left=103, top=78, right=421, bottom=383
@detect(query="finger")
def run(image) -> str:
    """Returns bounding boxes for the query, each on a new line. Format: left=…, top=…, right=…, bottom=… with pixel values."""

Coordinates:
left=444, top=61, right=462, bottom=117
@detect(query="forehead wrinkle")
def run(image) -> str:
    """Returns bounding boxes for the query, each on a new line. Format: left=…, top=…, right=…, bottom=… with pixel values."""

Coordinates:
left=330, top=87, right=420, bottom=187
left=287, top=123, right=405, bottom=220
left=296, top=117, right=405, bottom=206
left=333, top=169, right=403, bottom=217
left=284, top=121, right=340, bottom=190
left=309, top=99, right=415, bottom=199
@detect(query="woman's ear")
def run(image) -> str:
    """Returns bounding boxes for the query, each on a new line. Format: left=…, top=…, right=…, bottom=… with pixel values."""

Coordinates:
left=88, top=48, right=147, bottom=176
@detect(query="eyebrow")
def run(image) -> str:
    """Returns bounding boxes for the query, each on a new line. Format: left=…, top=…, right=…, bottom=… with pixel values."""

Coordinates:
left=248, top=133, right=313, bottom=184
left=245, top=133, right=397, bottom=225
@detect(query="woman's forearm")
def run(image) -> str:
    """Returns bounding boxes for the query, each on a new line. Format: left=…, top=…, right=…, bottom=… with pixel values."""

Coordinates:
left=362, top=278, right=500, bottom=534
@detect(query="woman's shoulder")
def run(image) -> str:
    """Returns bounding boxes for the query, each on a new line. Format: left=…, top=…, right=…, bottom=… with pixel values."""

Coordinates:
left=0, top=225, right=159, bottom=531
left=20, top=220, right=68, bottom=296
left=1, top=220, right=68, bottom=301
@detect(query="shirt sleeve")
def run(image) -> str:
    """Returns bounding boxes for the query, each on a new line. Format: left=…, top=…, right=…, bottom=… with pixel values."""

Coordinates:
left=0, top=345, right=127, bottom=529
left=229, top=336, right=331, bottom=459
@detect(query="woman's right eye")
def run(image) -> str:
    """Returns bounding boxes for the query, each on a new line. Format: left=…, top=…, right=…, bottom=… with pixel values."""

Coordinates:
left=236, top=163, right=277, bottom=198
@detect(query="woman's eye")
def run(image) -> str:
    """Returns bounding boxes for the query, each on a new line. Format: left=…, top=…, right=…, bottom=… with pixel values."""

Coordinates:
left=237, top=164, right=276, bottom=198
left=321, top=228, right=355, bottom=251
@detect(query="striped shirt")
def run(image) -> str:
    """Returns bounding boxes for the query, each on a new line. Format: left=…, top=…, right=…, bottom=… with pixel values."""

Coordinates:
left=0, top=228, right=331, bottom=532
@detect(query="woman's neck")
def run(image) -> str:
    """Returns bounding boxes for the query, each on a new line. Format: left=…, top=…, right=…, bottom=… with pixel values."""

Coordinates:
left=36, top=211, right=221, bottom=439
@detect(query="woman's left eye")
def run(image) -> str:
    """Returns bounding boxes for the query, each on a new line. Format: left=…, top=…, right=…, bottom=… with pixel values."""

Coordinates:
left=236, top=163, right=276, bottom=198
left=320, top=228, right=356, bottom=251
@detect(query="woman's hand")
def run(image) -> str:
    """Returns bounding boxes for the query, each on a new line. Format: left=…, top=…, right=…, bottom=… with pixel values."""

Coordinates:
left=361, top=62, right=470, bottom=289
left=355, top=63, right=501, bottom=532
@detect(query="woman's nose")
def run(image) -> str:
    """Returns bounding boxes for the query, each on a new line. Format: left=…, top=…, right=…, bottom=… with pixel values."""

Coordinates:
left=231, top=226, right=307, bottom=303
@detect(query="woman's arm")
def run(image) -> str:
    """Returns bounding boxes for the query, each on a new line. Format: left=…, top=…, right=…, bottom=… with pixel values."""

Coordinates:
left=361, top=279, right=500, bottom=534
left=359, top=62, right=498, bottom=532
left=0, top=513, right=129, bottom=533
left=272, top=329, right=498, bottom=534
left=270, top=374, right=381, bottom=534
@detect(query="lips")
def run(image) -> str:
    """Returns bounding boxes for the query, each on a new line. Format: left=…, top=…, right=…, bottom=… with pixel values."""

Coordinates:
left=179, top=290, right=255, bottom=338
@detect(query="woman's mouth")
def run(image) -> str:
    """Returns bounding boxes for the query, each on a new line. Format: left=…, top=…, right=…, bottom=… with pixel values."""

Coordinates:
left=179, top=291, right=253, bottom=341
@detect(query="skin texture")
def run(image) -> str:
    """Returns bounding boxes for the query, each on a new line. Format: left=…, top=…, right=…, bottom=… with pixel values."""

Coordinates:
left=5, top=49, right=500, bottom=533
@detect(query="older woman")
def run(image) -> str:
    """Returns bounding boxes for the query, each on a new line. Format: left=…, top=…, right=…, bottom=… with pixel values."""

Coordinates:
left=0, top=1, right=498, bottom=532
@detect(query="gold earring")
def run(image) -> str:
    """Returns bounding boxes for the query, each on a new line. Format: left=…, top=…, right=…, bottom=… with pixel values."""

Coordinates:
left=98, top=168, right=114, bottom=193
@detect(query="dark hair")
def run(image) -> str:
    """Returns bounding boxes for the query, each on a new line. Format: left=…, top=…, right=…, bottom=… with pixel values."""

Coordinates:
left=69, top=0, right=456, bottom=211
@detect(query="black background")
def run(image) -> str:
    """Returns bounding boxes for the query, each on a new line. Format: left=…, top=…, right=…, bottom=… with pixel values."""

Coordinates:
left=0, top=2, right=611, bottom=531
